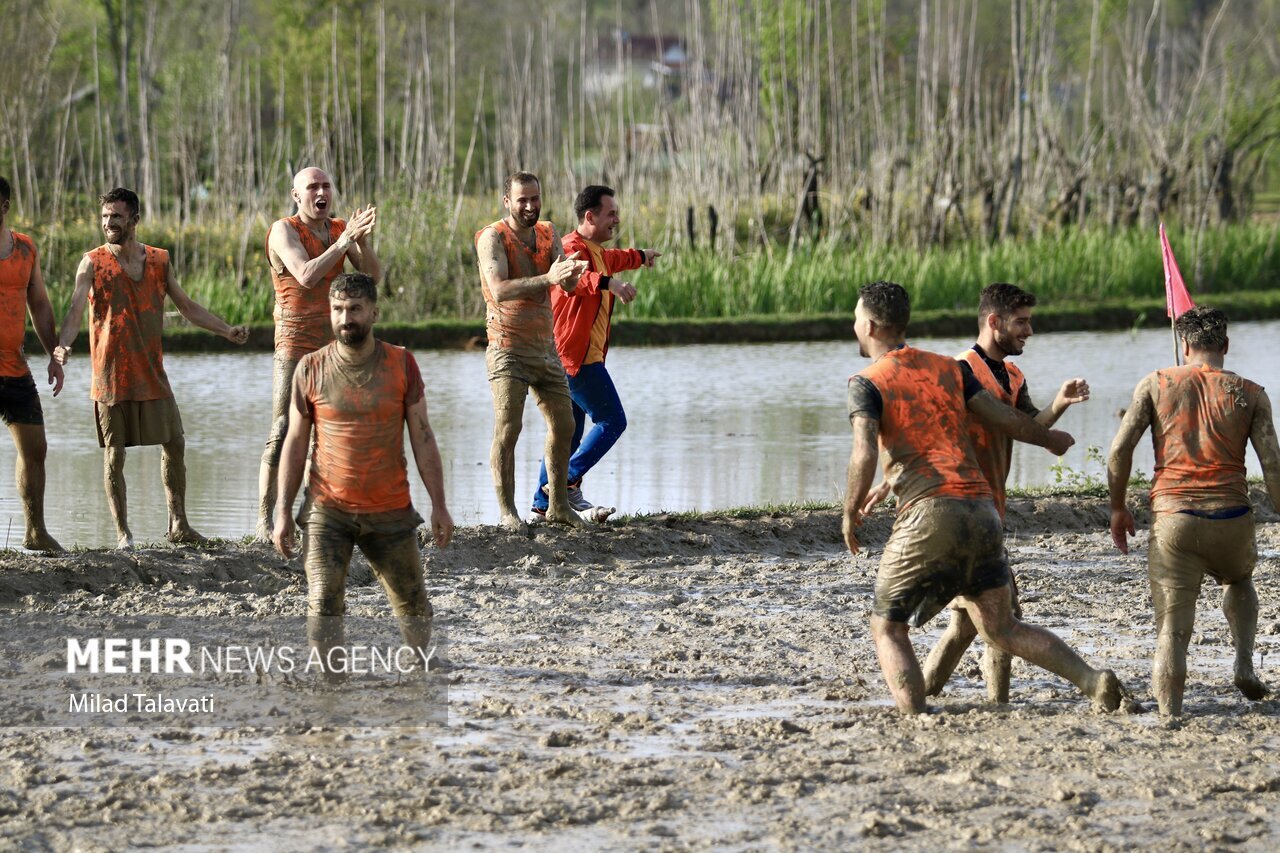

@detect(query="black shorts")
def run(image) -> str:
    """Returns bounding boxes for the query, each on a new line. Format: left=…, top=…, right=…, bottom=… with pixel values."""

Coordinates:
left=0, top=373, right=44, bottom=427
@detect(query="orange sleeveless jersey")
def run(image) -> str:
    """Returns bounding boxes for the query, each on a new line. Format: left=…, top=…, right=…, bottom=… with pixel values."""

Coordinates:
left=1148, top=364, right=1261, bottom=514
left=476, top=220, right=555, bottom=356
left=856, top=346, right=992, bottom=513
left=0, top=232, right=37, bottom=377
left=297, top=340, right=425, bottom=513
left=955, top=348, right=1025, bottom=518
left=269, top=216, right=348, bottom=360
left=87, top=245, right=174, bottom=404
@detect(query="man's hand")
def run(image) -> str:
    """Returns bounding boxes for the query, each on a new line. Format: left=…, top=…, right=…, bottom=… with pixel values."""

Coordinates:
left=272, top=512, right=298, bottom=559
left=225, top=325, right=250, bottom=345
left=1054, top=377, right=1090, bottom=410
left=611, top=280, right=638, bottom=304
left=860, top=481, right=891, bottom=519
left=342, top=205, right=377, bottom=244
left=1110, top=507, right=1136, bottom=554
left=642, top=249, right=662, bottom=268
left=47, top=358, right=64, bottom=397
left=1045, top=429, right=1075, bottom=457
left=549, top=252, right=588, bottom=288
left=431, top=505, right=454, bottom=548
left=842, top=511, right=862, bottom=555
left=53, top=344, right=71, bottom=365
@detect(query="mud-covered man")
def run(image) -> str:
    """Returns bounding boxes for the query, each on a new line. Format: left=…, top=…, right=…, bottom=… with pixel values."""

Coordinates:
left=55, top=188, right=249, bottom=549
left=1108, top=306, right=1280, bottom=717
left=475, top=171, right=588, bottom=529
left=530, top=184, right=660, bottom=520
left=0, top=176, right=66, bottom=552
left=257, top=167, right=380, bottom=539
left=919, top=282, right=1090, bottom=702
left=272, top=272, right=452, bottom=678
left=845, top=280, right=1121, bottom=714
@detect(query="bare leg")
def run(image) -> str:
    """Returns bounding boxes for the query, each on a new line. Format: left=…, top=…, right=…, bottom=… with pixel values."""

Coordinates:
left=162, top=436, right=206, bottom=544
left=531, top=385, right=583, bottom=528
left=103, top=446, right=132, bottom=549
left=964, top=584, right=1121, bottom=711
left=10, top=424, right=62, bottom=552
left=922, top=607, right=978, bottom=696
left=257, top=461, right=278, bottom=541
left=870, top=615, right=927, bottom=714
left=488, top=377, right=528, bottom=531
left=1224, top=580, right=1268, bottom=701
left=980, top=575, right=1020, bottom=703
left=257, top=355, right=297, bottom=540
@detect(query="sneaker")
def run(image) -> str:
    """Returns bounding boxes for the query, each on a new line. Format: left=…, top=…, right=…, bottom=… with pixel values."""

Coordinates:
left=541, top=482, right=595, bottom=513
left=530, top=506, right=547, bottom=522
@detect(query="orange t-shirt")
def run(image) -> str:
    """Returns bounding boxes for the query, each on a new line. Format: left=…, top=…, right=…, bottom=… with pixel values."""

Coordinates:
left=1148, top=364, right=1261, bottom=514
left=476, top=220, right=555, bottom=356
left=0, top=231, right=36, bottom=378
left=956, top=348, right=1026, bottom=518
left=852, top=346, right=992, bottom=513
left=269, top=216, right=348, bottom=360
left=87, top=245, right=174, bottom=405
left=296, top=340, right=425, bottom=513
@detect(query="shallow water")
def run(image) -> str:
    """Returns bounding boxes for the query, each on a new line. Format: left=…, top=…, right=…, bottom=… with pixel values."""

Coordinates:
left=2, top=320, right=1275, bottom=548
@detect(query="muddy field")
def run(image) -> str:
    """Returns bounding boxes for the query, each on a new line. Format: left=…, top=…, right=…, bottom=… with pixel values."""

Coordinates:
left=2, top=491, right=1280, bottom=850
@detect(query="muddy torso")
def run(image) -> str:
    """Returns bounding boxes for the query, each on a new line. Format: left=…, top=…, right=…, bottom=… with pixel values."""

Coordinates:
left=478, top=220, right=555, bottom=356
left=1149, top=363, right=1261, bottom=513
left=86, top=244, right=173, bottom=404
left=269, top=216, right=348, bottom=359
left=0, top=231, right=35, bottom=377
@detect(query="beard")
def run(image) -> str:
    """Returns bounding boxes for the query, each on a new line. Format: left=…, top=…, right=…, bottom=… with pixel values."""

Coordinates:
left=994, top=329, right=1024, bottom=356
left=104, top=228, right=128, bottom=245
left=516, top=208, right=539, bottom=227
left=337, top=325, right=370, bottom=346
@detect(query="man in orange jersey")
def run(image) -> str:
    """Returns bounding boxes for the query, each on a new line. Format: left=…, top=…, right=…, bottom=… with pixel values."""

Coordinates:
left=272, top=272, right=452, bottom=679
left=530, top=184, right=660, bottom=519
left=920, top=283, right=1091, bottom=702
left=1109, top=306, right=1280, bottom=717
left=845, top=280, right=1121, bottom=714
left=257, top=167, right=380, bottom=540
left=475, top=171, right=588, bottom=530
left=0, top=177, right=65, bottom=552
left=54, top=188, right=249, bottom=549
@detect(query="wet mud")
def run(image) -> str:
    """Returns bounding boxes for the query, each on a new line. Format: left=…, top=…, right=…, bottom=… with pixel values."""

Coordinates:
left=3, top=491, right=1280, bottom=849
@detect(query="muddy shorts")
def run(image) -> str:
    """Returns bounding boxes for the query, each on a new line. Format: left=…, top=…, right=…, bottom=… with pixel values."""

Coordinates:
left=875, top=497, right=1010, bottom=627
left=485, top=347, right=571, bottom=402
left=0, top=373, right=43, bottom=426
left=1148, top=510, right=1256, bottom=627
left=94, top=396, right=184, bottom=447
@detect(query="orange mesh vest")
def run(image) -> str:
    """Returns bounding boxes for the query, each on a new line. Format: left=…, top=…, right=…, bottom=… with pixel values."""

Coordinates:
left=87, top=245, right=174, bottom=404
left=299, top=340, right=422, bottom=513
left=1149, top=364, right=1261, bottom=514
left=476, top=220, right=555, bottom=356
left=0, top=232, right=37, bottom=377
left=856, top=346, right=992, bottom=513
left=269, top=216, right=348, bottom=359
left=956, top=348, right=1026, bottom=518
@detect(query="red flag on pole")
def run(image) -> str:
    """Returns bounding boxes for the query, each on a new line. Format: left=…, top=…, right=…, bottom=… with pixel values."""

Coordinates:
left=1160, top=222, right=1195, bottom=319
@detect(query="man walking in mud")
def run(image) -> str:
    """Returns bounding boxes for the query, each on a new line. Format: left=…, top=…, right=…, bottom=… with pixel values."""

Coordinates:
left=54, top=188, right=249, bottom=549
left=476, top=171, right=588, bottom=529
left=0, top=177, right=65, bottom=552
left=845, top=280, right=1122, bottom=714
left=529, top=184, right=661, bottom=521
left=272, top=272, right=452, bottom=679
left=257, top=167, right=380, bottom=540
left=917, top=283, right=1091, bottom=702
left=1108, top=306, right=1280, bottom=716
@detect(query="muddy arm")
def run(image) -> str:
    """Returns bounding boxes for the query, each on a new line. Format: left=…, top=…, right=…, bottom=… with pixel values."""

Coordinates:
left=1249, top=391, right=1280, bottom=512
left=968, top=390, right=1073, bottom=454
left=477, top=227, right=585, bottom=302
left=164, top=263, right=248, bottom=343
left=843, top=415, right=880, bottom=555
left=269, top=208, right=373, bottom=289
left=53, top=254, right=94, bottom=362
left=407, top=396, right=454, bottom=547
left=1106, top=376, right=1154, bottom=553
left=24, top=249, right=64, bottom=395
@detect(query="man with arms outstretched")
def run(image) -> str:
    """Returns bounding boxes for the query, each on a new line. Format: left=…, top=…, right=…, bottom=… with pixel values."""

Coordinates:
left=258, top=167, right=380, bottom=539
left=273, top=272, right=452, bottom=680
left=845, top=280, right=1121, bottom=714
left=56, top=188, right=248, bottom=549
left=1109, top=306, right=1280, bottom=717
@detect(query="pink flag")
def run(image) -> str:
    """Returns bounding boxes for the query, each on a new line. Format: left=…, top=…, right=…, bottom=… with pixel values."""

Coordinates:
left=1160, top=223, right=1195, bottom=319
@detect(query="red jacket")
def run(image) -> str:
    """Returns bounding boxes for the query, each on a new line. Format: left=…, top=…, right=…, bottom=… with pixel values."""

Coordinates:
left=552, top=231, right=646, bottom=376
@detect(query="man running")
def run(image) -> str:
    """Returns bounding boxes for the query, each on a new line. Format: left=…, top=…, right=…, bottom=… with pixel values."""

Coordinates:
left=258, top=167, right=380, bottom=539
left=845, top=280, right=1121, bottom=714
left=530, top=184, right=660, bottom=519
left=475, top=171, right=587, bottom=529
left=920, top=283, right=1090, bottom=701
left=55, top=187, right=249, bottom=549
left=272, top=272, right=452, bottom=679
left=1109, top=306, right=1280, bottom=716
left=0, top=176, right=65, bottom=552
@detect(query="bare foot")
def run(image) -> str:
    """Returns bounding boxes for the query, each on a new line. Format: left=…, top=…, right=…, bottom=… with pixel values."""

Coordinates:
left=499, top=513, right=528, bottom=535
left=253, top=520, right=273, bottom=543
left=545, top=506, right=586, bottom=528
left=167, top=525, right=209, bottom=546
left=117, top=533, right=135, bottom=551
left=1235, top=671, right=1269, bottom=701
left=580, top=505, right=616, bottom=524
left=1089, top=669, right=1123, bottom=713
left=23, top=530, right=65, bottom=554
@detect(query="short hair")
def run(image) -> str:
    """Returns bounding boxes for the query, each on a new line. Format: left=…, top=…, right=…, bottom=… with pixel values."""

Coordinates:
left=978, top=282, right=1037, bottom=319
left=575, top=185, right=615, bottom=221
left=99, top=187, right=140, bottom=218
left=504, top=171, right=540, bottom=195
left=0, top=176, right=10, bottom=205
left=330, top=272, right=378, bottom=303
left=858, top=281, right=911, bottom=333
left=1174, top=305, right=1228, bottom=352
